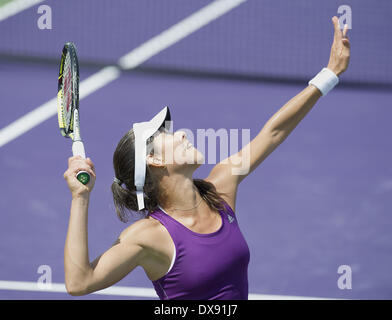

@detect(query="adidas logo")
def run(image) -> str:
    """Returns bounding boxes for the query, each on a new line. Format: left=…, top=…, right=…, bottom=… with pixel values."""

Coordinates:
left=227, top=215, right=235, bottom=223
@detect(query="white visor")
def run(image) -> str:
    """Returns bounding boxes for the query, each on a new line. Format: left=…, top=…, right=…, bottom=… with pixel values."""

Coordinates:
left=133, top=106, right=172, bottom=210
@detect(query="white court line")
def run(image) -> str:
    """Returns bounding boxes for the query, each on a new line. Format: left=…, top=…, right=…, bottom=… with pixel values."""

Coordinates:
left=0, top=66, right=121, bottom=147
left=0, top=280, right=158, bottom=298
left=0, top=0, right=45, bottom=22
left=0, top=0, right=247, bottom=148
left=118, top=0, right=247, bottom=69
left=0, top=280, right=336, bottom=300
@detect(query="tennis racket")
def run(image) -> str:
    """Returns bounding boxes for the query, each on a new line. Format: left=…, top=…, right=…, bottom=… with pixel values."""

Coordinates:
left=57, top=42, right=90, bottom=185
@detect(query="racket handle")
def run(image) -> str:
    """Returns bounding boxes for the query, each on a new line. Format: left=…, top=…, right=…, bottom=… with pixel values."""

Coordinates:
left=72, top=140, right=86, bottom=158
left=72, top=140, right=91, bottom=185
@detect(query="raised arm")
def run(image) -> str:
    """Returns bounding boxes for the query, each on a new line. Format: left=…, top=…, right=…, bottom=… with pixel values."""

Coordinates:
left=206, top=17, right=350, bottom=210
left=63, top=156, right=150, bottom=296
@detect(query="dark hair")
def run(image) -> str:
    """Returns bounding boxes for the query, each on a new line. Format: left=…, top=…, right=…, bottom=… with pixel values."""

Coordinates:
left=111, top=129, right=228, bottom=223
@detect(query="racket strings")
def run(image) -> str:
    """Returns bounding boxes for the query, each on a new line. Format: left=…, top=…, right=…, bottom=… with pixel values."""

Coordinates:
left=61, top=53, right=74, bottom=136
left=63, top=54, right=72, bottom=110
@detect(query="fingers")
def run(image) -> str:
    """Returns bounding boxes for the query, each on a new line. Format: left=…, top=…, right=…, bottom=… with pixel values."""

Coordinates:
left=342, top=24, right=349, bottom=38
left=67, top=156, right=96, bottom=176
left=332, top=16, right=341, bottom=40
left=68, top=156, right=93, bottom=167
left=64, top=163, right=95, bottom=176
left=86, top=157, right=95, bottom=170
left=341, top=23, right=350, bottom=49
left=342, top=37, right=350, bottom=49
left=68, top=155, right=85, bottom=167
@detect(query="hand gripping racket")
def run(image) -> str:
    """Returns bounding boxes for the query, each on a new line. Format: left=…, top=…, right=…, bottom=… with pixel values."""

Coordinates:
left=57, top=42, right=90, bottom=185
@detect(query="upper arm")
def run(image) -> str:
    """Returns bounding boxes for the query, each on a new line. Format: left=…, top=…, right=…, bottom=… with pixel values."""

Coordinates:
left=82, top=219, right=154, bottom=295
left=206, top=128, right=278, bottom=211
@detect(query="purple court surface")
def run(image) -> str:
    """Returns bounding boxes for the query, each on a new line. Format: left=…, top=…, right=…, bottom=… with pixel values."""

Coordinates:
left=0, top=0, right=391, bottom=300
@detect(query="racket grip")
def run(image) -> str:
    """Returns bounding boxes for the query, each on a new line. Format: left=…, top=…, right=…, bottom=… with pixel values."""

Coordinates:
left=72, top=140, right=90, bottom=185
left=72, top=140, right=86, bottom=158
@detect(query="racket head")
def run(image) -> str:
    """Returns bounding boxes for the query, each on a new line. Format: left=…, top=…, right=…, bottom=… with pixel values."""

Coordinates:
left=57, top=42, right=80, bottom=139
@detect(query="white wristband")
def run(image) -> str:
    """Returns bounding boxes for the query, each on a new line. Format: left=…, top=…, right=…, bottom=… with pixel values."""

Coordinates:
left=308, top=68, right=339, bottom=96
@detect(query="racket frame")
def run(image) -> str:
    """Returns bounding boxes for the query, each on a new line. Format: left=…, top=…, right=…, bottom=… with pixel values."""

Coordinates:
left=57, top=42, right=90, bottom=185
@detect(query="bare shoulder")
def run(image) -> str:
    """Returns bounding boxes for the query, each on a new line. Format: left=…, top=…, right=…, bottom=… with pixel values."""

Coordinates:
left=118, top=216, right=169, bottom=249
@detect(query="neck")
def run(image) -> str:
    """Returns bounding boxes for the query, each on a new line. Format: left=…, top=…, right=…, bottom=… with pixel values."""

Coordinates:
left=158, top=173, right=202, bottom=215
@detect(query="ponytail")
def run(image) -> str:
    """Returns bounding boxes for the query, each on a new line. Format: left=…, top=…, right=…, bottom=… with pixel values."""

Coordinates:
left=111, top=181, right=137, bottom=222
left=112, top=129, right=160, bottom=222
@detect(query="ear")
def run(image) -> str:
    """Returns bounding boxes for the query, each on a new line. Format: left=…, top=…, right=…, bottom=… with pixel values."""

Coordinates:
left=146, top=154, right=165, bottom=168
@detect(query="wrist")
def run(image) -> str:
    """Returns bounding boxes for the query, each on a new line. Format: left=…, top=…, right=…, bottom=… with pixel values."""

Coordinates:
left=72, top=193, right=90, bottom=202
left=308, top=67, right=339, bottom=96
left=327, top=65, right=341, bottom=76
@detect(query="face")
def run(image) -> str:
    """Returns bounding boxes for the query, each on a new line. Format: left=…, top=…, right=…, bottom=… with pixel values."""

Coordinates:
left=147, top=127, right=204, bottom=172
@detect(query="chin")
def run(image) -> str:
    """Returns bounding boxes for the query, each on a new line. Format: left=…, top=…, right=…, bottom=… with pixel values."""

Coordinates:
left=182, top=148, right=204, bottom=167
left=189, top=147, right=204, bottom=165
left=195, top=149, right=205, bottom=165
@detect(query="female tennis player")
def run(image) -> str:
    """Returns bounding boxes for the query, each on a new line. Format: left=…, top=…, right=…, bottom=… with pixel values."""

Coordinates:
left=63, top=17, right=350, bottom=299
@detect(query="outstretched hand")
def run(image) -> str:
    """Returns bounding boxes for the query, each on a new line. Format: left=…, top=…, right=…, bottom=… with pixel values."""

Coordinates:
left=327, top=16, right=351, bottom=76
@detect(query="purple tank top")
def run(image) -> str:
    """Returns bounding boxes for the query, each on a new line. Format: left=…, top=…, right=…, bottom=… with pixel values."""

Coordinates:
left=149, top=200, right=250, bottom=300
